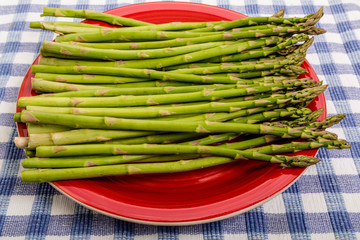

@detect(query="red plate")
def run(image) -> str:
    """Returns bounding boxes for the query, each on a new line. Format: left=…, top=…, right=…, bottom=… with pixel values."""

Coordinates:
left=17, top=2, right=326, bottom=225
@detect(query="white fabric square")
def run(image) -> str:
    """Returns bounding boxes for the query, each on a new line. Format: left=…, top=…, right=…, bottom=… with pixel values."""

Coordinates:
left=306, top=53, right=321, bottom=66
left=349, top=100, right=360, bottom=113
left=310, top=233, right=336, bottom=240
left=262, top=194, right=286, bottom=214
left=343, top=193, right=360, bottom=212
left=268, top=233, right=292, bottom=240
left=302, top=193, right=328, bottom=213
left=224, top=234, right=248, bottom=240
left=6, top=195, right=35, bottom=216
left=0, top=0, right=18, bottom=6
left=227, top=0, right=247, bottom=7
left=87, top=0, right=107, bottom=6
left=4, top=237, right=30, bottom=240
left=331, top=52, right=352, bottom=65
left=13, top=52, right=37, bottom=64
left=331, top=158, right=358, bottom=175
left=324, top=100, right=337, bottom=115
left=339, top=74, right=360, bottom=88
left=302, top=165, right=319, bottom=176
left=0, top=126, right=13, bottom=143
left=50, top=194, right=76, bottom=215
left=133, top=234, right=158, bottom=240
left=0, top=31, right=9, bottom=43
left=6, top=76, right=24, bottom=88
left=25, top=12, right=42, bottom=22
left=323, top=32, right=343, bottom=44
left=45, top=236, right=71, bottom=240
left=0, top=14, right=14, bottom=25
left=20, top=31, right=42, bottom=43
left=90, top=235, right=114, bottom=240
left=178, top=234, right=204, bottom=240
left=0, top=102, right=17, bottom=114
left=320, top=13, right=336, bottom=25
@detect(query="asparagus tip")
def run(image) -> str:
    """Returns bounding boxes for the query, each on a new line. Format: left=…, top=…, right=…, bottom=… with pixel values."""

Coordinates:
left=279, top=155, right=321, bottom=168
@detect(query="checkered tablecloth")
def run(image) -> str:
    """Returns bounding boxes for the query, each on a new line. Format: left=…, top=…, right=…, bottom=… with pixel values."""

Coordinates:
left=1, top=0, right=359, bottom=239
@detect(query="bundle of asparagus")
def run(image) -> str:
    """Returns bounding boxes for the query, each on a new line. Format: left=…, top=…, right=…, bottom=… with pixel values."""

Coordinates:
left=15, top=7, right=350, bottom=183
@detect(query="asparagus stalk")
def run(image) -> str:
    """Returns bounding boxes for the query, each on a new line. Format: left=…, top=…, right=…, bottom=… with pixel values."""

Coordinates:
left=21, top=111, right=343, bottom=168
left=53, top=36, right=284, bottom=69
left=40, top=40, right=232, bottom=61
left=22, top=155, right=150, bottom=169
left=107, top=107, right=311, bottom=145
left=16, top=110, right=337, bottom=141
left=30, top=21, right=107, bottom=29
left=59, top=36, right=251, bottom=50
left=19, top=104, right=285, bottom=149
left=209, top=66, right=307, bottom=79
left=30, top=78, right=234, bottom=94
left=54, top=24, right=320, bottom=44
left=41, top=7, right=152, bottom=26
left=20, top=105, right=268, bottom=149
left=31, top=78, right=123, bottom=92
left=19, top=129, right=157, bottom=149
left=32, top=64, right=283, bottom=84
left=34, top=74, right=190, bottom=89
left=32, top=22, right=107, bottom=34
left=20, top=157, right=236, bottom=182
left=21, top=151, right=321, bottom=182
left=34, top=72, right=151, bottom=84
left=205, top=35, right=312, bottom=63
left=19, top=79, right=317, bottom=108
left=190, top=7, right=324, bottom=32
left=27, top=123, right=71, bottom=134
left=43, top=78, right=316, bottom=98
left=19, top=108, right=336, bottom=167
left=55, top=29, right=220, bottom=43
left=31, top=143, right=317, bottom=164
left=167, top=57, right=304, bottom=75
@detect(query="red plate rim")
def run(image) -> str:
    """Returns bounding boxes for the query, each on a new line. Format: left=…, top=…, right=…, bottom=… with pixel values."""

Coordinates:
left=16, top=2, right=326, bottom=225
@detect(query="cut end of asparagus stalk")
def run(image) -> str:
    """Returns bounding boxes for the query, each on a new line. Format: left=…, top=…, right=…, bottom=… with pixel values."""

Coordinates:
left=14, top=137, right=29, bottom=149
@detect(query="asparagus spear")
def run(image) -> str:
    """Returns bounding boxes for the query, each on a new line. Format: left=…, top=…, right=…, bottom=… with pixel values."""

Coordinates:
left=31, top=22, right=107, bottom=34
left=40, top=40, right=232, bottom=61
left=16, top=109, right=337, bottom=141
left=30, top=21, right=107, bottom=29
left=19, top=105, right=267, bottom=149
left=59, top=36, right=251, bottom=50
left=17, top=157, right=238, bottom=182
left=34, top=72, right=151, bottom=84
left=19, top=79, right=317, bottom=108
left=55, top=29, right=220, bottom=43
left=21, top=111, right=345, bottom=168
left=54, top=25, right=320, bottom=43
left=190, top=7, right=324, bottom=32
left=52, top=36, right=284, bottom=69
left=30, top=78, right=232, bottom=94
left=27, top=123, right=71, bottom=134
left=206, top=35, right=312, bottom=63
left=167, top=57, right=304, bottom=75
left=21, top=150, right=321, bottom=182
left=41, top=7, right=152, bottom=26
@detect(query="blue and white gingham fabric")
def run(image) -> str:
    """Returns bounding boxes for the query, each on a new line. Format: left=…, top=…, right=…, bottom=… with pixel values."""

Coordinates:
left=1, top=0, right=359, bottom=239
